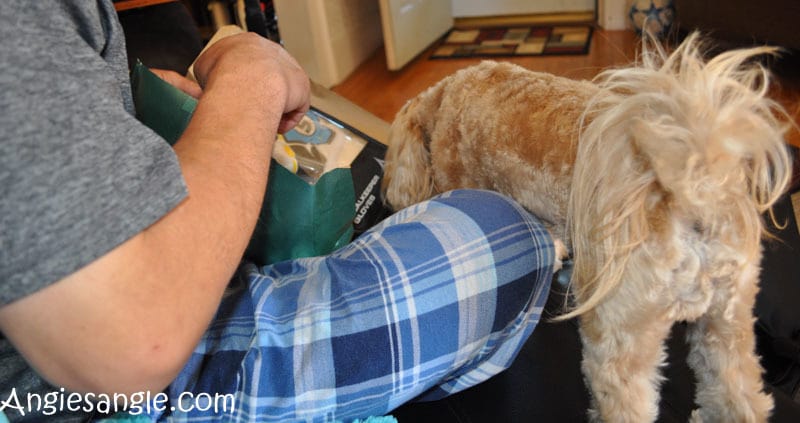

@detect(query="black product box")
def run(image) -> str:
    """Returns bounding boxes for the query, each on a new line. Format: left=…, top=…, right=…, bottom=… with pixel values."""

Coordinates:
left=308, top=82, right=394, bottom=235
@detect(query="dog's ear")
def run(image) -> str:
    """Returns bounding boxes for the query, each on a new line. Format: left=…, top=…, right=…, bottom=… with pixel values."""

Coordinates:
left=381, top=100, right=437, bottom=210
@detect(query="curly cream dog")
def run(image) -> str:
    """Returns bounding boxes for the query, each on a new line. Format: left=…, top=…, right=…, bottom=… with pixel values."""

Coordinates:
left=381, top=33, right=792, bottom=422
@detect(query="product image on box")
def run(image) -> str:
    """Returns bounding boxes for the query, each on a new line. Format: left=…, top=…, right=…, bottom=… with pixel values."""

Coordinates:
left=281, top=111, right=367, bottom=183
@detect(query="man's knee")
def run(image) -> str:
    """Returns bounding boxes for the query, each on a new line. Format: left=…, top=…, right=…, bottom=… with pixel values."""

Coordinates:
left=428, top=190, right=555, bottom=323
left=347, top=188, right=555, bottom=327
left=430, top=189, right=555, bottom=277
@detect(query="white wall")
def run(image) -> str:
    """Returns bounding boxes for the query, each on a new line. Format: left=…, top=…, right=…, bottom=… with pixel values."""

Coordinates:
left=451, top=0, right=595, bottom=18
left=598, top=0, right=632, bottom=30
left=274, top=0, right=383, bottom=87
left=380, top=0, right=453, bottom=70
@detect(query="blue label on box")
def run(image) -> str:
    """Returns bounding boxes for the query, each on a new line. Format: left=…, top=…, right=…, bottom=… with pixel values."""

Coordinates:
left=283, top=112, right=333, bottom=145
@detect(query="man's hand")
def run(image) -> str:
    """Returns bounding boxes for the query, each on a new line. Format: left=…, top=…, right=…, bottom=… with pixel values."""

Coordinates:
left=192, top=33, right=310, bottom=134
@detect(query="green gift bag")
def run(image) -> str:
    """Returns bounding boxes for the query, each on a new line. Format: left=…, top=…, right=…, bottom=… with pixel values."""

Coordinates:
left=131, top=62, right=355, bottom=265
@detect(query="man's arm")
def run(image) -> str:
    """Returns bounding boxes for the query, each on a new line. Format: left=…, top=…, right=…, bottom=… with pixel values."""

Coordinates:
left=0, top=33, right=310, bottom=396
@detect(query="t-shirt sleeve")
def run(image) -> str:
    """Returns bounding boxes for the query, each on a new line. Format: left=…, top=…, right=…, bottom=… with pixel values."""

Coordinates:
left=0, top=2, right=189, bottom=305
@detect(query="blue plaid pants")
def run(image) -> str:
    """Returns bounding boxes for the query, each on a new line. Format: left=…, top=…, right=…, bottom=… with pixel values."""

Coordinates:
left=162, top=190, right=554, bottom=422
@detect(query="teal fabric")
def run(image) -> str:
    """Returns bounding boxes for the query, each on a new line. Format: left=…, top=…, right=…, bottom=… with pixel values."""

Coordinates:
left=130, top=61, right=196, bottom=146
left=130, top=63, right=355, bottom=265
left=247, top=164, right=354, bottom=265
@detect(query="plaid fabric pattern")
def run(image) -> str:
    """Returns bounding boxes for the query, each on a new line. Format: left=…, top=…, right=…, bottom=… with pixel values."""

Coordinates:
left=161, top=190, right=554, bottom=422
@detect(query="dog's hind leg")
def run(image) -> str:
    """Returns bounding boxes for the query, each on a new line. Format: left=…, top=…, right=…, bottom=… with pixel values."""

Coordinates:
left=579, top=298, right=674, bottom=423
left=685, top=262, right=773, bottom=423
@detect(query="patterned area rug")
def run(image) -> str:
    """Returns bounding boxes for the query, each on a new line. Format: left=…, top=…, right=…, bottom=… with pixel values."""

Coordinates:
left=430, top=25, right=593, bottom=59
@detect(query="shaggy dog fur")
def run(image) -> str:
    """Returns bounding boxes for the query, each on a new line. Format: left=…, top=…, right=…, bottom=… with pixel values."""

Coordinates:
left=381, top=33, right=793, bottom=422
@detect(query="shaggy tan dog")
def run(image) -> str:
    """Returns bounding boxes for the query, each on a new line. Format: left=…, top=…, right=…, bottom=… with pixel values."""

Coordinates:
left=381, top=33, right=793, bottom=422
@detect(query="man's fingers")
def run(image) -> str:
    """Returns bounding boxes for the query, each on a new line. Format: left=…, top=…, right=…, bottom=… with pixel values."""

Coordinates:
left=150, top=69, right=203, bottom=99
left=277, top=107, right=310, bottom=134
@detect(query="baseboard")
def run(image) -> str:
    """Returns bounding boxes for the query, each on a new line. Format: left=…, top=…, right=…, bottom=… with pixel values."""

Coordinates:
left=454, top=11, right=595, bottom=29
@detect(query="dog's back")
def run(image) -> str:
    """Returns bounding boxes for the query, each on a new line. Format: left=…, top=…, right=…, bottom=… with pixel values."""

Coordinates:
left=382, top=61, right=598, bottom=238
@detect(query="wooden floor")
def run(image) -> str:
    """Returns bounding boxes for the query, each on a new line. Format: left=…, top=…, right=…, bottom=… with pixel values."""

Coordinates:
left=332, top=28, right=800, bottom=148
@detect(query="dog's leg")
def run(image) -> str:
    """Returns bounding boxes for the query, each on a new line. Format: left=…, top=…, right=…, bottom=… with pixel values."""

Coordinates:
left=579, top=298, right=674, bottom=423
left=685, top=263, right=773, bottom=423
left=552, top=238, right=568, bottom=273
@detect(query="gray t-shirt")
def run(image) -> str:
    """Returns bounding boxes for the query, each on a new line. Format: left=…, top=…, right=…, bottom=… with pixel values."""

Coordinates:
left=0, top=1, right=188, bottom=420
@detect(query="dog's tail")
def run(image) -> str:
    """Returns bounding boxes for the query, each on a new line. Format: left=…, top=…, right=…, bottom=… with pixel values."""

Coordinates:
left=381, top=93, right=438, bottom=210
left=558, top=32, right=793, bottom=320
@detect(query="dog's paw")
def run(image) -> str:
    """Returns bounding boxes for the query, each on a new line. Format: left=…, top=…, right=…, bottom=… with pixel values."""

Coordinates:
left=553, top=238, right=568, bottom=273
